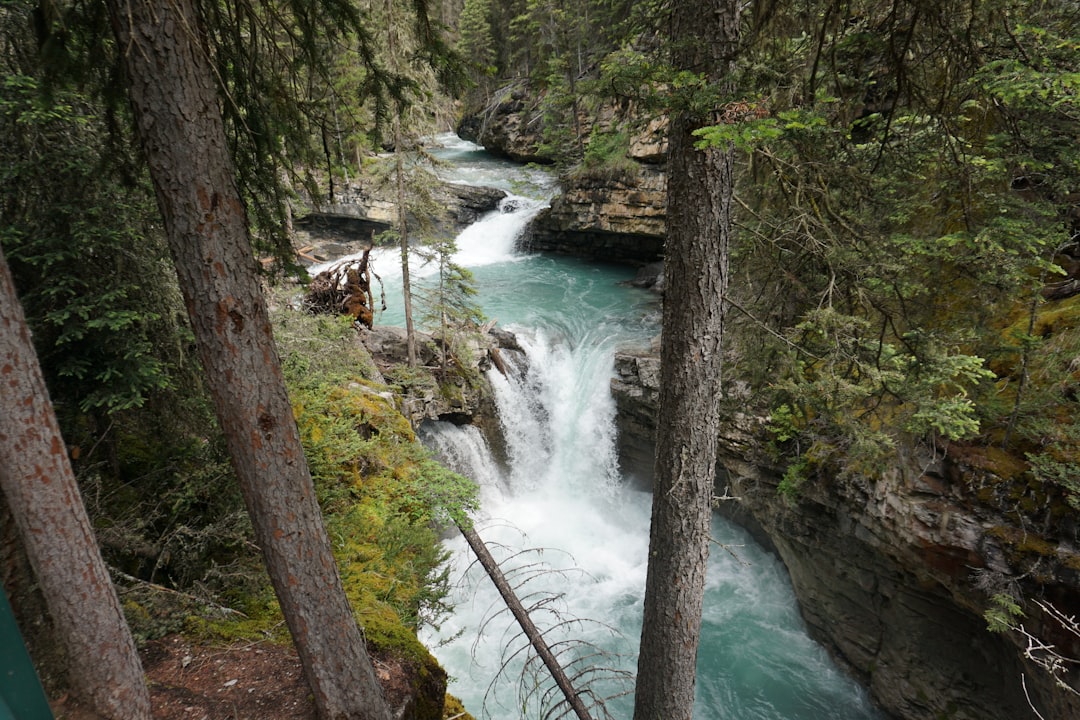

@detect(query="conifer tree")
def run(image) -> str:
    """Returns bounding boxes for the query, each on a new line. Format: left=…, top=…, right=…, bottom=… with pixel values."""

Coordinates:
left=103, top=0, right=394, bottom=716
left=0, top=244, right=151, bottom=720
left=633, top=0, right=740, bottom=718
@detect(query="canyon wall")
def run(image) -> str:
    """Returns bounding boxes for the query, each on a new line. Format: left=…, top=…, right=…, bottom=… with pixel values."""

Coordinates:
left=611, top=350, right=1080, bottom=720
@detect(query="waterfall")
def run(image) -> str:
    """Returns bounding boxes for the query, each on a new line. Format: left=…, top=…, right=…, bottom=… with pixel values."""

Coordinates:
left=419, top=327, right=649, bottom=719
left=419, top=323, right=881, bottom=719
left=339, top=134, right=882, bottom=720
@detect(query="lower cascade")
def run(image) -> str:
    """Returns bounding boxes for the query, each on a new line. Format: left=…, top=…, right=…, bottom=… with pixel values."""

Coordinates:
left=410, top=135, right=881, bottom=720
left=418, top=325, right=881, bottom=720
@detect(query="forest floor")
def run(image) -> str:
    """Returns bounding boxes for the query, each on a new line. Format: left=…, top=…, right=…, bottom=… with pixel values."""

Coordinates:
left=50, top=635, right=317, bottom=720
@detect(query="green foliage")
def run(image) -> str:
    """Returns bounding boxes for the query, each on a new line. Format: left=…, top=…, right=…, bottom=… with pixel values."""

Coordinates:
left=1027, top=453, right=1080, bottom=512
left=535, top=55, right=582, bottom=166
left=1, top=74, right=179, bottom=415
left=1, top=42, right=253, bottom=609
left=703, top=0, right=1080, bottom=502
left=273, top=300, right=381, bottom=382
left=195, top=0, right=466, bottom=258
left=570, top=128, right=638, bottom=182
left=416, top=239, right=487, bottom=378
left=777, top=456, right=811, bottom=501
left=274, top=301, right=478, bottom=635
left=766, top=305, right=994, bottom=484
left=457, top=0, right=497, bottom=83
left=984, top=593, right=1024, bottom=634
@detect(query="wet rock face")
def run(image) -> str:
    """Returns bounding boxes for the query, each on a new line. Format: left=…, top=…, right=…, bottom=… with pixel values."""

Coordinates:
left=457, top=86, right=550, bottom=165
left=610, top=350, right=660, bottom=489
left=723, top=463, right=1038, bottom=720
left=610, top=347, right=1080, bottom=720
left=525, top=166, right=667, bottom=263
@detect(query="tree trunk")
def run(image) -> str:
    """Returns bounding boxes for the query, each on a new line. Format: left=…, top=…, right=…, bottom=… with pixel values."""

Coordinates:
left=0, top=244, right=150, bottom=720
left=632, top=2, right=739, bottom=720
left=386, top=0, right=418, bottom=366
left=396, top=115, right=419, bottom=366
left=104, top=2, right=392, bottom=718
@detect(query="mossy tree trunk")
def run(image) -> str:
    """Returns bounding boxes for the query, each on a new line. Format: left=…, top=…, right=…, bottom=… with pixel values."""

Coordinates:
left=104, top=1, right=393, bottom=718
left=0, top=244, right=151, bottom=720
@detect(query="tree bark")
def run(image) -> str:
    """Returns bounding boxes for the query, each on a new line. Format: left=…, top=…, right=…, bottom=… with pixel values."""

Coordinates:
left=0, top=244, right=151, bottom=720
left=632, top=2, right=739, bottom=720
left=104, top=2, right=392, bottom=718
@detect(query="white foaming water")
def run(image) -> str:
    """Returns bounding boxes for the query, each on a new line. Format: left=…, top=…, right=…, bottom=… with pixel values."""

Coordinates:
left=425, top=133, right=559, bottom=198
left=419, top=321, right=882, bottom=719
left=489, top=330, right=622, bottom=493
left=308, top=195, right=541, bottom=278
left=313, top=133, right=881, bottom=719
left=452, top=196, right=547, bottom=268
left=420, top=328, right=650, bottom=719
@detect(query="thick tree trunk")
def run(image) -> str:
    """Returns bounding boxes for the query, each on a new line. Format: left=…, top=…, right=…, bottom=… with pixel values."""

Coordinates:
left=0, top=245, right=151, bottom=720
left=632, top=2, right=739, bottom=720
left=104, top=2, right=392, bottom=718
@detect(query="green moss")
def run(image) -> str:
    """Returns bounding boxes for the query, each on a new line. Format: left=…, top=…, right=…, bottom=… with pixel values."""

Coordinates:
left=1016, top=534, right=1057, bottom=557
left=187, top=609, right=291, bottom=646
left=443, top=694, right=476, bottom=720
left=109, top=295, right=477, bottom=715
left=949, top=444, right=1029, bottom=482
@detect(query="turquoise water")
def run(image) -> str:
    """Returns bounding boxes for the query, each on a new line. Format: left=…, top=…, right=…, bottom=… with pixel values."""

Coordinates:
left=340, top=135, right=882, bottom=720
left=424, top=253, right=657, bottom=346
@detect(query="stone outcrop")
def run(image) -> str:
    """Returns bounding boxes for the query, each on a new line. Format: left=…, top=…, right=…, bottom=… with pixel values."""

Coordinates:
left=611, top=349, right=661, bottom=488
left=525, top=166, right=666, bottom=263
left=611, top=347, right=1080, bottom=720
left=459, top=83, right=668, bottom=264
left=456, top=84, right=550, bottom=164
left=361, top=325, right=517, bottom=434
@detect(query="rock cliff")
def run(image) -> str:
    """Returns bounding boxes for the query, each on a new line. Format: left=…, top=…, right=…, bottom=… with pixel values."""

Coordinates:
left=456, top=83, right=549, bottom=164
left=610, top=347, right=1080, bottom=720
left=525, top=166, right=666, bottom=263
left=459, top=87, right=668, bottom=265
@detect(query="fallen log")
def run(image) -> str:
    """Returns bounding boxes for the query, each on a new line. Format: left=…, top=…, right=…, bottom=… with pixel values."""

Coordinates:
left=456, top=521, right=594, bottom=720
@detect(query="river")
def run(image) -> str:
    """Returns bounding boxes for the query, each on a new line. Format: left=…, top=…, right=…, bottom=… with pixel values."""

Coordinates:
left=323, top=134, right=882, bottom=720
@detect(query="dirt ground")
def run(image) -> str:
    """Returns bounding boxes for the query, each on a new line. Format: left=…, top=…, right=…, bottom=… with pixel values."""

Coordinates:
left=51, top=635, right=318, bottom=720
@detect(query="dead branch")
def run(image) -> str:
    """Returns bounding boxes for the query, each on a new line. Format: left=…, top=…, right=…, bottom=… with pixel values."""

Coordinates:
left=305, top=250, right=376, bottom=328
left=458, top=521, right=595, bottom=720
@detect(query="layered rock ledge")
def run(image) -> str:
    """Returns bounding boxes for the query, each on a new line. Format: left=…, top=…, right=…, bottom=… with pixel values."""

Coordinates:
left=525, top=167, right=666, bottom=263
left=611, top=347, right=1080, bottom=720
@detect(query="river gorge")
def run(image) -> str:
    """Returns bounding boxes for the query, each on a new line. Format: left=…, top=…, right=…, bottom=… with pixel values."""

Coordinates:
left=308, top=132, right=1080, bottom=720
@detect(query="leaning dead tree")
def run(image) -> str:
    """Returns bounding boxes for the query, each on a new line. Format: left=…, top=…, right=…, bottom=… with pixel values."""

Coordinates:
left=451, top=520, right=633, bottom=720
left=306, top=251, right=381, bottom=328
left=459, top=522, right=595, bottom=720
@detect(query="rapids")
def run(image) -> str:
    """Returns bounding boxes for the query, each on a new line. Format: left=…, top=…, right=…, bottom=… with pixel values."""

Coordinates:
left=324, top=134, right=883, bottom=720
